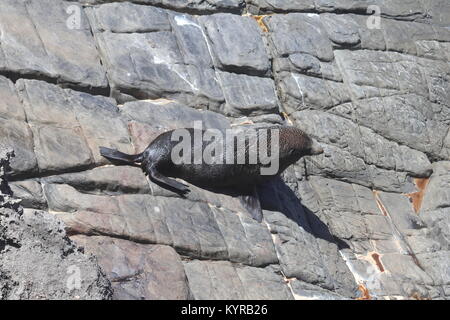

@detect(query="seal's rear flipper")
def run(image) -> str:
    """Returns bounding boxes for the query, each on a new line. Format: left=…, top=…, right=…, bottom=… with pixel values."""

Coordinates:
left=239, top=188, right=263, bottom=222
left=99, top=147, right=142, bottom=164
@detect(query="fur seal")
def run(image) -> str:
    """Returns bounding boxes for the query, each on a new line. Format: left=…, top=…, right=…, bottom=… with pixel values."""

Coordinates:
left=100, top=126, right=323, bottom=222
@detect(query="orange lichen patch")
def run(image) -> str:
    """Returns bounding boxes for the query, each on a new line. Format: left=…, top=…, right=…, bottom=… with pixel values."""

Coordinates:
left=415, top=177, right=429, bottom=190
left=281, top=111, right=293, bottom=125
left=283, top=276, right=296, bottom=284
left=231, top=119, right=254, bottom=126
left=356, top=284, right=371, bottom=300
left=411, top=292, right=431, bottom=300
left=371, top=253, right=385, bottom=272
left=373, top=190, right=388, bottom=216
left=356, top=251, right=386, bottom=273
left=248, top=15, right=270, bottom=32
left=404, top=178, right=430, bottom=214
left=280, top=270, right=296, bottom=284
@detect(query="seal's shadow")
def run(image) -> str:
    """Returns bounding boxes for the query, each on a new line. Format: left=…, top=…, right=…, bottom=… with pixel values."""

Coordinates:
left=194, top=176, right=349, bottom=249
left=110, top=161, right=348, bottom=248
left=256, top=176, right=350, bottom=250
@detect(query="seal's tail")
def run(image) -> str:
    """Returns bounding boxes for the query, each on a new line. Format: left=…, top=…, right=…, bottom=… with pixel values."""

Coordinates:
left=99, top=147, right=143, bottom=164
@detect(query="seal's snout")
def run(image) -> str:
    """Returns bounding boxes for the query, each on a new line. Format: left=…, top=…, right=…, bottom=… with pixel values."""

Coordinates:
left=310, top=140, right=324, bottom=155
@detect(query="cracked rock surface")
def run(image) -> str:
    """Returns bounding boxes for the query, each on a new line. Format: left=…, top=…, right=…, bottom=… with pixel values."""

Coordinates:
left=0, top=147, right=112, bottom=299
left=0, top=0, right=449, bottom=299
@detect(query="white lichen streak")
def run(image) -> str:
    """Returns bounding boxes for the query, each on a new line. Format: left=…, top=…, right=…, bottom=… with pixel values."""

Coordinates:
left=338, top=250, right=383, bottom=298
left=152, top=54, right=199, bottom=93
left=373, top=191, right=411, bottom=255
left=140, top=98, right=175, bottom=105
left=293, top=74, right=306, bottom=108
left=174, top=15, right=220, bottom=85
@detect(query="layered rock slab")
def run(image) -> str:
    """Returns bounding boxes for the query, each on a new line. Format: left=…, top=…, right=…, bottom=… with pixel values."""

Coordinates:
left=0, top=0, right=107, bottom=88
left=0, top=147, right=112, bottom=300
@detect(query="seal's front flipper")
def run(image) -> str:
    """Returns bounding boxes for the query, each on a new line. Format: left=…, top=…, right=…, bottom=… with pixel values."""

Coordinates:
left=148, top=168, right=190, bottom=195
left=238, top=188, right=263, bottom=222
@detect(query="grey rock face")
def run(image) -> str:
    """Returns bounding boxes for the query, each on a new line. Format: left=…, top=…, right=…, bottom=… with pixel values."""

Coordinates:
left=199, top=14, right=271, bottom=76
left=0, top=0, right=449, bottom=300
left=72, top=235, right=190, bottom=300
left=69, top=0, right=245, bottom=14
left=0, top=0, right=107, bottom=89
left=184, top=261, right=294, bottom=299
left=0, top=147, right=112, bottom=300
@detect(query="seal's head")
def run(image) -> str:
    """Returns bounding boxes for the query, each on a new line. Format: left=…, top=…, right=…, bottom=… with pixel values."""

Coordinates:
left=278, top=126, right=324, bottom=160
left=308, top=138, right=324, bottom=155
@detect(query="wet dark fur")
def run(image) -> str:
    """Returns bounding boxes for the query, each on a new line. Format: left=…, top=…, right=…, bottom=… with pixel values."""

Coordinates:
left=100, top=126, right=322, bottom=222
